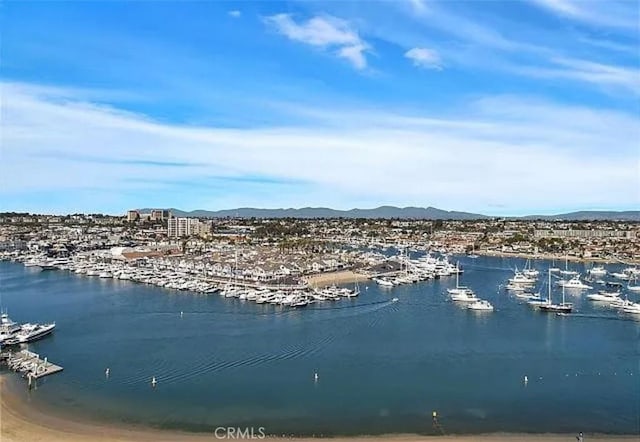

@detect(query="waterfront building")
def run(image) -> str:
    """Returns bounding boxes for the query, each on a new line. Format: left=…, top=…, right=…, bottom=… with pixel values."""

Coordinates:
left=167, top=217, right=201, bottom=238
left=534, top=229, right=634, bottom=239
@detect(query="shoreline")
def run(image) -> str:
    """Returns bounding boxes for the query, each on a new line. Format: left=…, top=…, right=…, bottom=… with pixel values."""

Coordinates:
left=1, top=377, right=638, bottom=442
left=471, top=251, right=639, bottom=265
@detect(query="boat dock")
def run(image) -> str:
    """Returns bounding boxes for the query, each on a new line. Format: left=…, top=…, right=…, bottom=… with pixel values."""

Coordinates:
left=1, top=349, right=63, bottom=382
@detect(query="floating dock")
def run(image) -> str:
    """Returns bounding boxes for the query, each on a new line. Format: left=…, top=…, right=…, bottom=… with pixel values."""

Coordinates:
left=1, top=349, right=63, bottom=381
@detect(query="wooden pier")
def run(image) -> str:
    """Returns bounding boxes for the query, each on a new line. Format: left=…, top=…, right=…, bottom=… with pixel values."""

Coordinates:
left=1, top=349, right=63, bottom=382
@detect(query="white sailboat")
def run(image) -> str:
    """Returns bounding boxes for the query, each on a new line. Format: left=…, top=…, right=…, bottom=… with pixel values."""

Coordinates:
left=447, top=263, right=472, bottom=296
left=559, top=255, right=578, bottom=276
left=627, top=278, right=640, bottom=293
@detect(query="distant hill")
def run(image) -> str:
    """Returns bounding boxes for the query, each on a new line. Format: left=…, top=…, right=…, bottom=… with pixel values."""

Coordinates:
left=139, top=206, right=487, bottom=219
left=521, top=211, right=639, bottom=221
left=138, top=207, right=639, bottom=221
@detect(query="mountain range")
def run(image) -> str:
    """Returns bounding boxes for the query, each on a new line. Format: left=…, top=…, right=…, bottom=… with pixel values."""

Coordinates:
left=138, top=206, right=639, bottom=221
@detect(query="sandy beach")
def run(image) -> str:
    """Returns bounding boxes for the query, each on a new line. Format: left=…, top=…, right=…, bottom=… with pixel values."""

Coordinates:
left=1, top=377, right=637, bottom=442
left=304, top=270, right=371, bottom=287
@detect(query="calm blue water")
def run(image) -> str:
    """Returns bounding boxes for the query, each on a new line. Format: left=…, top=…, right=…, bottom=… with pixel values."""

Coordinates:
left=1, top=256, right=639, bottom=435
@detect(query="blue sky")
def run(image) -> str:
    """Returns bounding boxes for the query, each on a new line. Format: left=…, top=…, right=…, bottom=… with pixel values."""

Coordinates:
left=1, top=0, right=639, bottom=215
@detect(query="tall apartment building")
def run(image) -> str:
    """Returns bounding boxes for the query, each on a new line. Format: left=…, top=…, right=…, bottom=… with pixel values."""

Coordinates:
left=126, top=210, right=140, bottom=222
left=167, top=217, right=201, bottom=238
left=150, top=210, right=171, bottom=221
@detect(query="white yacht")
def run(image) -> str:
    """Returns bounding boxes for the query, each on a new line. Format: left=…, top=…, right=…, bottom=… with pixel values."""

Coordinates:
left=587, top=291, right=621, bottom=302
left=588, top=266, right=607, bottom=276
left=622, top=303, right=640, bottom=314
left=508, top=271, right=536, bottom=286
left=374, top=278, right=394, bottom=287
left=515, top=291, right=544, bottom=301
left=610, top=272, right=631, bottom=281
left=9, top=322, right=56, bottom=343
left=0, top=313, right=23, bottom=343
left=467, top=299, right=494, bottom=311
left=557, top=275, right=592, bottom=290
left=451, top=290, right=478, bottom=303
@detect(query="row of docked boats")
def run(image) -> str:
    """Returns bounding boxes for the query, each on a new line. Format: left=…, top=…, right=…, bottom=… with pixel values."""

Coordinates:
left=0, top=312, right=55, bottom=346
left=373, top=254, right=462, bottom=287
left=15, top=258, right=360, bottom=307
left=17, top=255, right=361, bottom=307
left=221, top=283, right=359, bottom=307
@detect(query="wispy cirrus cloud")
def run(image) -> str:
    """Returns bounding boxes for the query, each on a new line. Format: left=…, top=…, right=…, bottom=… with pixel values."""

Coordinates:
left=2, top=81, right=638, bottom=214
left=517, top=57, right=640, bottom=95
left=529, top=0, right=639, bottom=30
left=264, top=14, right=370, bottom=69
left=404, top=47, right=442, bottom=70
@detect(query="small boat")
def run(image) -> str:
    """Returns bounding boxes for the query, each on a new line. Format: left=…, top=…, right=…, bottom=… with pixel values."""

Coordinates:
left=374, top=278, right=394, bottom=287
left=610, top=272, right=631, bottom=281
left=588, top=266, right=607, bottom=276
left=627, top=279, right=640, bottom=292
left=467, top=299, right=494, bottom=311
left=515, top=292, right=544, bottom=301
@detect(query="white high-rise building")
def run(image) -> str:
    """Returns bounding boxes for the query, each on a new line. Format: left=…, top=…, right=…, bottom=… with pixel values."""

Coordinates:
left=167, top=217, right=200, bottom=238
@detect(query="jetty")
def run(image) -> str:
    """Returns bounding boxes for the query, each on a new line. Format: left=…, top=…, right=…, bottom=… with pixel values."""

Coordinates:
left=1, top=349, right=63, bottom=382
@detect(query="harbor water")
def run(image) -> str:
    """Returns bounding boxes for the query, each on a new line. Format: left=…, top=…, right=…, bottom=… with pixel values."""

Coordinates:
left=1, top=256, right=638, bottom=435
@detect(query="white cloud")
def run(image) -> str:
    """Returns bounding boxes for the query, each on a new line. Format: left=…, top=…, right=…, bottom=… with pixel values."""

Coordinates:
left=405, top=47, right=442, bottom=70
left=264, top=14, right=370, bottom=69
left=228, top=10, right=241, bottom=18
left=529, top=0, right=639, bottom=30
left=1, top=82, right=638, bottom=213
left=407, top=0, right=428, bottom=15
left=517, top=57, right=640, bottom=95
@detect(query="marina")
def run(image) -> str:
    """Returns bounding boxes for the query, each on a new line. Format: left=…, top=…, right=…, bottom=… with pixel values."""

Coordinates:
left=0, top=254, right=638, bottom=435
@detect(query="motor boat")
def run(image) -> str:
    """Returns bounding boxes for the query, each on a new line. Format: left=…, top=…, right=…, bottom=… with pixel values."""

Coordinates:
left=4, top=322, right=56, bottom=345
left=557, top=275, right=592, bottom=290
left=588, top=266, right=607, bottom=276
left=467, top=299, right=494, bottom=311
left=587, top=291, right=621, bottom=302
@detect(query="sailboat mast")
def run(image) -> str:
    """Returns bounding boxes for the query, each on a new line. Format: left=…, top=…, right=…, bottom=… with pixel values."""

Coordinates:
left=548, top=266, right=552, bottom=305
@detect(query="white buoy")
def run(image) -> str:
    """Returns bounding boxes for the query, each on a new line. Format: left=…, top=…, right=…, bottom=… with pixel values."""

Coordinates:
left=105, top=368, right=110, bottom=377
left=314, top=372, right=319, bottom=382
left=524, top=375, right=528, bottom=384
left=151, top=376, right=157, bottom=387
left=180, top=311, right=183, bottom=318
